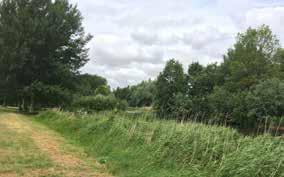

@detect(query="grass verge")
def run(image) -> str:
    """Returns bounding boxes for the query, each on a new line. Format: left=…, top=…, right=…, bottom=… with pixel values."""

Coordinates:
left=35, top=110, right=284, bottom=177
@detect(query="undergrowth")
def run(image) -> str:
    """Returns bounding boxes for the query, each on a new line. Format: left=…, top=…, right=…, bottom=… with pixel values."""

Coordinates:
left=35, top=110, right=284, bottom=177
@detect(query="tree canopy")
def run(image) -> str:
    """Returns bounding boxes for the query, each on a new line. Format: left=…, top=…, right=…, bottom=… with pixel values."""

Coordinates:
left=0, top=0, right=92, bottom=111
left=150, top=25, right=284, bottom=127
left=155, top=59, right=187, bottom=117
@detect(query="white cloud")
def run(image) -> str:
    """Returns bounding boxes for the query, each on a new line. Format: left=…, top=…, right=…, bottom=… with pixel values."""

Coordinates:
left=73, top=0, right=284, bottom=88
left=246, top=6, right=284, bottom=42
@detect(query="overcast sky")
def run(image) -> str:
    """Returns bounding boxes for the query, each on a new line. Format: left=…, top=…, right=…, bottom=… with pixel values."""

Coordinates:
left=70, top=0, right=284, bottom=88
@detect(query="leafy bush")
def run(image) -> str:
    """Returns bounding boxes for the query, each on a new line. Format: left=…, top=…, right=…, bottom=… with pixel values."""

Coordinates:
left=72, top=94, right=124, bottom=112
left=246, top=78, right=284, bottom=122
left=95, top=85, right=111, bottom=96
left=155, top=59, right=187, bottom=117
left=207, top=79, right=284, bottom=127
left=208, top=88, right=249, bottom=126
left=114, top=80, right=156, bottom=107
left=116, top=99, right=129, bottom=111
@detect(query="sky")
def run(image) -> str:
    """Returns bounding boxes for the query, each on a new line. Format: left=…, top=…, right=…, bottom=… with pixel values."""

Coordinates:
left=70, top=0, right=284, bottom=88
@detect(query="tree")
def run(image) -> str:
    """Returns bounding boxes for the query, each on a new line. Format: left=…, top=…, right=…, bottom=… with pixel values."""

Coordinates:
left=223, top=25, right=280, bottom=91
left=114, top=86, right=132, bottom=102
left=72, top=94, right=128, bottom=113
left=246, top=78, right=284, bottom=123
left=272, top=48, right=284, bottom=79
left=208, top=87, right=248, bottom=126
left=155, top=59, right=186, bottom=117
left=128, top=80, right=156, bottom=107
left=0, top=0, right=92, bottom=112
left=95, top=85, right=111, bottom=96
left=114, top=80, right=156, bottom=107
left=188, top=63, right=220, bottom=97
left=75, top=74, right=107, bottom=96
left=187, top=63, right=222, bottom=118
left=187, top=62, right=204, bottom=96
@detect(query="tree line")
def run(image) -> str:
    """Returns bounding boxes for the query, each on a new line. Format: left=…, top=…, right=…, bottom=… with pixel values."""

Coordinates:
left=116, top=25, right=284, bottom=128
left=0, top=0, right=283, bottom=129
left=0, top=0, right=116, bottom=112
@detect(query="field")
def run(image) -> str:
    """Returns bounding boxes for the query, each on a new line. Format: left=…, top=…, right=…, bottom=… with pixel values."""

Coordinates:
left=34, top=110, right=284, bottom=177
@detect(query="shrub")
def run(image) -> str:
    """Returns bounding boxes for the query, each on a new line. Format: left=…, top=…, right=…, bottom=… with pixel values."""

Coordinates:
left=116, top=99, right=128, bottom=111
left=95, top=85, right=111, bottom=96
left=72, top=94, right=124, bottom=112
left=246, top=78, right=284, bottom=124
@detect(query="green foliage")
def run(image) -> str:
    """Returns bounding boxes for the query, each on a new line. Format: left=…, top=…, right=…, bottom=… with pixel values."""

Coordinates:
left=155, top=59, right=187, bottom=117
left=171, top=93, right=192, bottom=120
left=246, top=78, right=284, bottom=121
left=35, top=111, right=284, bottom=177
left=72, top=95, right=118, bottom=112
left=273, top=48, right=284, bottom=79
left=114, top=80, right=156, bottom=107
left=217, top=136, right=283, bottom=177
left=207, top=78, right=284, bottom=127
left=116, top=99, right=129, bottom=111
left=114, top=86, right=132, bottom=102
left=129, top=80, right=156, bottom=107
left=95, top=85, right=111, bottom=96
left=223, top=25, right=280, bottom=91
left=72, top=94, right=127, bottom=112
left=25, top=81, right=72, bottom=107
left=75, top=74, right=107, bottom=96
left=188, top=63, right=221, bottom=97
left=208, top=87, right=249, bottom=126
left=0, top=0, right=92, bottom=111
left=153, top=25, right=284, bottom=128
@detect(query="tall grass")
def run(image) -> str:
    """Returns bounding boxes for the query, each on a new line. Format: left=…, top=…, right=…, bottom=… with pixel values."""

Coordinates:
left=35, top=110, right=284, bottom=177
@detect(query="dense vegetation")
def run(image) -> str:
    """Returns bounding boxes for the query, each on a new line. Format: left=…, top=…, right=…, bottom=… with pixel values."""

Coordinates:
left=0, top=0, right=122, bottom=113
left=0, top=0, right=283, bottom=176
left=116, top=25, right=284, bottom=129
left=0, top=0, right=283, bottom=130
left=114, top=80, right=156, bottom=107
left=35, top=110, right=284, bottom=177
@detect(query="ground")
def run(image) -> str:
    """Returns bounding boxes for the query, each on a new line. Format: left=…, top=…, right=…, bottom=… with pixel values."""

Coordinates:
left=0, top=112, right=112, bottom=177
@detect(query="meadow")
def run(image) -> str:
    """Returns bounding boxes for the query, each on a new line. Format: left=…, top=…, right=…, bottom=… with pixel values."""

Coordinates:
left=35, top=110, right=284, bottom=177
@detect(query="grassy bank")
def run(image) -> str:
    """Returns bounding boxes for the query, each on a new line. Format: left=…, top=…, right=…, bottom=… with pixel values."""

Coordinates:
left=35, top=110, right=284, bottom=177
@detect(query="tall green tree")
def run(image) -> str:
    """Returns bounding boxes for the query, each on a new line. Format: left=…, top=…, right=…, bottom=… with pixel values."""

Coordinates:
left=246, top=78, right=284, bottom=123
left=187, top=63, right=221, bottom=97
left=129, top=80, right=156, bottom=107
left=114, top=86, right=132, bottom=102
left=223, top=25, right=280, bottom=91
left=187, top=63, right=222, bottom=117
left=75, top=74, right=107, bottom=96
left=155, top=59, right=186, bottom=117
left=0, top=0, right=92, bottom=111
left=114, top=80, right=156, bottom=107
left=273, top=48, right=284, bottom=79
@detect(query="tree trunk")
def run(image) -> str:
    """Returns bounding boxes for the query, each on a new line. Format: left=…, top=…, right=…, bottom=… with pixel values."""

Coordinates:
left=29, top=95, right=34, bottom=113
left=21, top=97, right=26, bottom=112
left=2, top=96, right=7, bottom=107
left=18, top=100, right=22, bottom=111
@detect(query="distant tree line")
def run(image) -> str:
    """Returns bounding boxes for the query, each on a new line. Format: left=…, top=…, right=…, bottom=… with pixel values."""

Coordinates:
left=114, top=80, right=156, bottom=107
left=116, top=25, right=284, bottom=128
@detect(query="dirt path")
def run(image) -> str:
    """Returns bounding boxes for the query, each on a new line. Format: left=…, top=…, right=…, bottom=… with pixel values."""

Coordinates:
left=0, top=113, right=112, bottom=177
